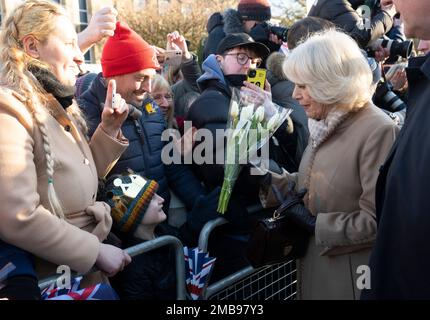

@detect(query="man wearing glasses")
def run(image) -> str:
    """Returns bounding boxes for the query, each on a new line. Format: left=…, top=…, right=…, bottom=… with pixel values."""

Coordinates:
left=186, top=33, right=273, bottom=281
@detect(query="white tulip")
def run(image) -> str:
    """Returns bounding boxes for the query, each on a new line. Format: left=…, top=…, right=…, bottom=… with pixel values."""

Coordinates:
left=240, top=104, right=254, bottom=121
left=230, top=101, right=239, bottom=118
left=254, top=106, right=265, bottom=123
left=267, top=114, right=280, bottom=132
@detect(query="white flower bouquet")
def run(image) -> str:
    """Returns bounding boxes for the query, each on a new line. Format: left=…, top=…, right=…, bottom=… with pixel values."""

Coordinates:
left=217, top=88, right=292, bottom=214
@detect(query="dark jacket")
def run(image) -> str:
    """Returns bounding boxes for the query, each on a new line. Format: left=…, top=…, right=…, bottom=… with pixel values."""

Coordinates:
left=110, top=225, right=177, bottom=300
left=79, top=73, right=205, bottom=213
left=171, top=54, right=202, bottom=119
left=187, top=56, right=280, bottom=231
left=266, top=53, right=309, bottom=171
left=203, top=9, right=279, bottom=63
left=362, top=55, right=430, bottom=299
left=187, top=55, right=258, bottom=205
left=203, top=9, right=247, bottom=61
left=308, top=0, right=393, bottom=48
left=0, top=241, right=37, bottom=280
left=0, top=241, right=40, bottom=300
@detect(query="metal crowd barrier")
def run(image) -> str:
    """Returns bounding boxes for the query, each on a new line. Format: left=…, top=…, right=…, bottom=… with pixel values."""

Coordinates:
left=198, top=215, right=297, bottom=300
left=38, top=235, right=187, bottom=300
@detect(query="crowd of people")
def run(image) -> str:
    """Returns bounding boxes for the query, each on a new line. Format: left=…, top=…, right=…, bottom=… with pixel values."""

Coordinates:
left=0, top=0, right=429, bottom=300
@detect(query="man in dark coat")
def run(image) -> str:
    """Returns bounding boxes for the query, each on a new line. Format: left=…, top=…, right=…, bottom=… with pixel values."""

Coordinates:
left=188, top=34, right=274, bottom=220
left=80, top=22, right=220, bottom=244
left=308, top=0, right=396, bottom=48
left=188, top=33, right=284, bottom=281
left=362, top=0, right=430, bottom=299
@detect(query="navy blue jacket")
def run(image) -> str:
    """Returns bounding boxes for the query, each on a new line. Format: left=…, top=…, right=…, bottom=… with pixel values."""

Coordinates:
left=362, top=55, right=430, bottom=299
left=0, top=240, right=37, bottom=280
left=79, top=73, right=205, bottom=213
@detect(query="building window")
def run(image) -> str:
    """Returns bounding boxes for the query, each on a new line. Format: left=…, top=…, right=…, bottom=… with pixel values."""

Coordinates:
left=77, top=0, right=92, bottom=63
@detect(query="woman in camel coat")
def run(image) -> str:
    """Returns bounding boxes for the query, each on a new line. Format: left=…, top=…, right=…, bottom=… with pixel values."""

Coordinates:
left=260, top=30, right=398, bottom=299
left=0, top=0, right=131, bottom=291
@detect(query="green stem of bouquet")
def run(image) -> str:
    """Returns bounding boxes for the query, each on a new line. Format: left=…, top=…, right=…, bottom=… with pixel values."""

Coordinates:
left=217, top=164, right=241, bottom=214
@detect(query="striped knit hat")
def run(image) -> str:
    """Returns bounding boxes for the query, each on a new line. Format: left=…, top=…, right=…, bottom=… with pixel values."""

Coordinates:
left=238, top=0, right=271, bottom=22
left=105, top=173, right=158, bottom=234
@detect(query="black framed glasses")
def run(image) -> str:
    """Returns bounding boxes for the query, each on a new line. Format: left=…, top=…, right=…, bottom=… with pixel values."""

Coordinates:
left=224, top=52, right=262, bottom=67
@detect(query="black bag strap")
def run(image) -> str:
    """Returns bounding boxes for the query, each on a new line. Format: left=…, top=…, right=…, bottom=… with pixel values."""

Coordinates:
left=271, top=185, right=303, bottom=219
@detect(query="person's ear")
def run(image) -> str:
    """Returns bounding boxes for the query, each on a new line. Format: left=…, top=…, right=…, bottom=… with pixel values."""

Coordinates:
left=21, top=35, right=40, bottom=59
left=215, top=54, right=223, bottom=64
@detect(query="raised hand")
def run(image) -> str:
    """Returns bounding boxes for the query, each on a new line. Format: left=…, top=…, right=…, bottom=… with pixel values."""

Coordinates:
left=101, top=79, right=129, bottom=138
left=78, top=6, right=118, bottom=53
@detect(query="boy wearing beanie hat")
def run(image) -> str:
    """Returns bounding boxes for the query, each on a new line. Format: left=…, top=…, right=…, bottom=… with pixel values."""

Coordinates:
left=103, top=173, right=176, bottom=299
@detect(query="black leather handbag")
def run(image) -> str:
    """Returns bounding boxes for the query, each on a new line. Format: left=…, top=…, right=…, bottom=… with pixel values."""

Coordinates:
left=245, top=197, right=310, bottom=268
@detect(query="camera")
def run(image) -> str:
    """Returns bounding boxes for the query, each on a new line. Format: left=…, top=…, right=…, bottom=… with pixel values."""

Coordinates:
left=267, top=24, right=289, bottom=42
left=373, top=80, right=407, bottom=113
left=368, top=38, right=413, bottom=59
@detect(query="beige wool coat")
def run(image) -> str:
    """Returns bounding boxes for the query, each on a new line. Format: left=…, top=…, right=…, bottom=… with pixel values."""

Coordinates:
left=0, top=87, right=128, bottom=279
left=261, top=104, right=398, bottom=300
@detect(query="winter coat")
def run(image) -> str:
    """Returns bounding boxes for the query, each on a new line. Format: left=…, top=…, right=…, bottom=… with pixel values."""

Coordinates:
left=110, top=225, right=177, bottom=300
left=203, top=9, right=245, bottom=61
left=187, top=55, right=261, bottom=207
left=203, top=9, right=279, bottom=63
left=261, top=104, right=398, bottom=299
left=0, top=87, right=128, bottom=278
left=79, top=73, right=205, bottom=213
left=363, top=55, right=430, bottom=299
left=171, top=54, right=202, bottom=118
left=308, top=0, right=393, bottom=48
left=266, top=52, right=309, bottom=171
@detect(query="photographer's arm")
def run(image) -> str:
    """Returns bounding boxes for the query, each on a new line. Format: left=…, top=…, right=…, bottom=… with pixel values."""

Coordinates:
left=324, top=0, right=394, bottom=48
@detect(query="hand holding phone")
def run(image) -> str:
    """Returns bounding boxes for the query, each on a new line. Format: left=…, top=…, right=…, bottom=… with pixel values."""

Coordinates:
left=163, top=49, right=182, bottom=66
left=247, top=68, right=267, bottom=90
left=111, top=80, right=121, bottom=109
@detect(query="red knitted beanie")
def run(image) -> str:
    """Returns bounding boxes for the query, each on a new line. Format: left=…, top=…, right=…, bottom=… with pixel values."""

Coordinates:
left=101, top=22, right=160, bottom=78
left=238, top=0, right=271, bottom=21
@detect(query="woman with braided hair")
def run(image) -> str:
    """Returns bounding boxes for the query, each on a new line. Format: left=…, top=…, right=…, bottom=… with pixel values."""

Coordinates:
left=0, top=0, right=131, bottom=299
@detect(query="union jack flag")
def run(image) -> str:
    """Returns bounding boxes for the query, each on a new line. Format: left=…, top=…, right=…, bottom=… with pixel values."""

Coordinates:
left=184, top=247, right=216, bottom=300
left=41, top=276, right=119, bottom=300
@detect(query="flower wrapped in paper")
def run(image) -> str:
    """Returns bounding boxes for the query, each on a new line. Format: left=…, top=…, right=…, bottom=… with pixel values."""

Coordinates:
left=217, top=88, right=292, bottom=214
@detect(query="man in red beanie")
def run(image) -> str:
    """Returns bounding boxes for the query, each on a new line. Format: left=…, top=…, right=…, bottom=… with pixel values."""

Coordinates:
left=100, top=22, right=160, bottom=108
left=203, top=0, right=283, bottom=62
left=79, top=22, right=222, bottom=247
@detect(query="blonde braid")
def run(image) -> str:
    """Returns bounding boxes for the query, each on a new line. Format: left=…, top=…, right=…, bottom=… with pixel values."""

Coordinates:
left=0, top=1, right=68, bottom=218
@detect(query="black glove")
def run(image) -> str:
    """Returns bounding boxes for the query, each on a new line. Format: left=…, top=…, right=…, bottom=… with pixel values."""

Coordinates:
left=285, top=202, right=316, bottom=235
left=273, top=181, right=316, bottom=235
left=185, top=187, right=222, bottom=234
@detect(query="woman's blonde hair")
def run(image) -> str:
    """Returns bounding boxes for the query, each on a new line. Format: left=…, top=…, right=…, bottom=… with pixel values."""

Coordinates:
left=283, top=29, right=374, bottom=112
left=0, top=0, right=87, bottom=219
left=151, top=74, right=177, bottom=128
